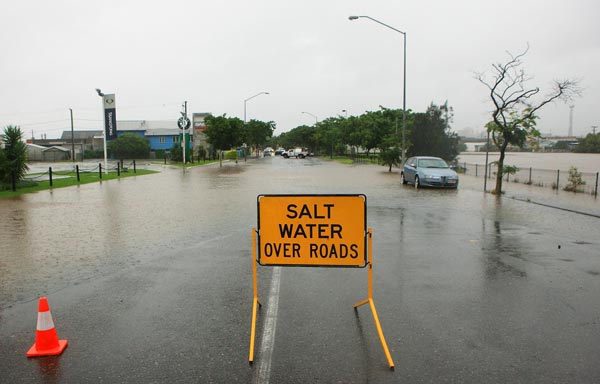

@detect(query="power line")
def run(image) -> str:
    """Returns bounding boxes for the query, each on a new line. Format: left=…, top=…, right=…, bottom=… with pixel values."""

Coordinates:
left=2, top=119, right=69, bottom=127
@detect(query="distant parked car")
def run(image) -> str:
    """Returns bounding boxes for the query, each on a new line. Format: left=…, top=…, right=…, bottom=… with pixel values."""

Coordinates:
left=401, top=156, right=459, bottom=188
left=263, top=147, right=274, bottom=156
left=282, top=148, right=307, bottom=159
left=275, top=148, right=286, bottom=156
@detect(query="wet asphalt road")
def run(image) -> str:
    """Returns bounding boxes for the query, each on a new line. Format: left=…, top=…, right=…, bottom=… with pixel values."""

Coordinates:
left=1, top=156, right=599, bottom=383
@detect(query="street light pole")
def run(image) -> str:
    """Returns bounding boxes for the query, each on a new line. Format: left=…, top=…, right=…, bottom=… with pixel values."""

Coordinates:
left=244, top=92, right=270, bottom=124
left=244, top=92, right=269, bottom=160
left=301, top=111, right=318, bottom=125
left=69, top=108, right=75, bottom=163
left=95, top=88, right=108, bottom=174
left=349, top=15, right=407, bottom=163
left=182, top=101, right=188, bottom=171
left=484, top=130, right=490, bottom=192
left=302, top=112, right=327, bottom=157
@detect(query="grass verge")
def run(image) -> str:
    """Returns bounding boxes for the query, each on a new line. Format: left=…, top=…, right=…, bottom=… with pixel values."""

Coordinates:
left=0, top=169, right=158, bottom=199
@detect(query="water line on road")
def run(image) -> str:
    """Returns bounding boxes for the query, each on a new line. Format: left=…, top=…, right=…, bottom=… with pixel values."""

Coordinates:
left=505, top=195, right=600, bottom=219
left=254, top=266, right=282, bottom=384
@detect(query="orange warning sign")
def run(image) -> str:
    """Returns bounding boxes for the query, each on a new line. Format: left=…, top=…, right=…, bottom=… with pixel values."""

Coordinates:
left=257, top=194, right=366, bottom=267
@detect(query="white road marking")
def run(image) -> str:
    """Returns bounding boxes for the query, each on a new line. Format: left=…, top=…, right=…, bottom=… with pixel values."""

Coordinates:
left=254, top=266, right=282, bottom=384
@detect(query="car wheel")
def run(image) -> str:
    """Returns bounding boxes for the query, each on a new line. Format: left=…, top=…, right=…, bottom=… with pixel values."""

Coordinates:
left=414, top=176, right=420, bottom=189
left=401, top=172, right=408, bottom=184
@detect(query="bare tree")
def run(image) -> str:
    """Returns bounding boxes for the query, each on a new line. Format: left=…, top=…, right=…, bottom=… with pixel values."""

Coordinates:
left=476, top=45, right=580, bottom=194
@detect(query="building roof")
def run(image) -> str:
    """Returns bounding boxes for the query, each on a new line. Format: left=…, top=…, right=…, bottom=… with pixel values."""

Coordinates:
left=43, top=146, right=71, bottom=152
left=145, top=128, right=180, bottom=136
left=58, top=121, right=181, bottom=140
left=60, top=130, right=102, bottom=140
left=26, top=143, right=47, bottom=150
left=117, top=120, right=178, bottom=131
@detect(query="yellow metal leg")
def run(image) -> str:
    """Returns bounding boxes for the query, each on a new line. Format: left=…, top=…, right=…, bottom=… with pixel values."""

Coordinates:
left=249, top=298, right=259, bottom=364
left=249, top=228, right=260, bottom=364
left=354, top=228, right=395, bottom=369
left=354, top=298, right=369, bottom=308
left=369, top=298, right=395, bottom=369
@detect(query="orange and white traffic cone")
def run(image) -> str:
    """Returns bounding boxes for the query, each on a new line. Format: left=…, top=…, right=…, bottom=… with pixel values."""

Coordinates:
left=26, top=297, right=68, bottom=357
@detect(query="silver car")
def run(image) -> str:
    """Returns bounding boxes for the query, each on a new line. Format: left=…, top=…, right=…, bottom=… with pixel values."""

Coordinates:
left=401, top=156, right=459, bottom=188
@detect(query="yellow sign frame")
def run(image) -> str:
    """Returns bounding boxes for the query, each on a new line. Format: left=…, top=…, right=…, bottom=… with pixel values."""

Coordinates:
left=248, top=194, right=395, bottom=369
left=256, top=194, right=367, bottom=267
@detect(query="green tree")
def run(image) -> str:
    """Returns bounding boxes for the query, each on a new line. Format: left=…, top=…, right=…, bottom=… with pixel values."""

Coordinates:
left=552, top=141, right=570, bottom=151
left=575, top=133, right=600, bottom=153
left=107, top=133, right=150, bottom=159
left=0, top=144, right=8, bottom=185
left=356, top=111, right=391, bottom=155
left=204, top=114, right=245, bottom=165
left=476, top=46, right=580, bottom=194
left=204, top=114, right=233, bottom=151
left=408, top=103, right=459, bottom=161
left=380, top=146, right=401, bottom=172
left=316, top=117, right=345, bottom=158
left=341, top=116, right=362, bottom=154
left=244, top=119, right=275, bottom=156
left=564, top=166, right=586, bottom=192
left=277, top=125, right=317, bottom=151
left=1, top=126, right=29, bottom=188
left=169, top=143, right=183, bottom=162
left=377, top=107, right=405, bottom=151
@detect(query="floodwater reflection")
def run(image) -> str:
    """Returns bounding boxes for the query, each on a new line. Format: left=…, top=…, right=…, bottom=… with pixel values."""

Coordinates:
left=35, top=355, right=62, bottom=383
left=0, top=162, right=258, bottom=308
left=480, top=198, right=529, bottom=280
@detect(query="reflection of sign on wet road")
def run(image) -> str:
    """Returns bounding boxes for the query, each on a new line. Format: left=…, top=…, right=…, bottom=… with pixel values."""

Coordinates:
left=257, top=194, right=366, bottom=267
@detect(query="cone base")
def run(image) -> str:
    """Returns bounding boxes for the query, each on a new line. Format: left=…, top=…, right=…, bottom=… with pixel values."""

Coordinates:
left=27, top=339, right=68, bottom=357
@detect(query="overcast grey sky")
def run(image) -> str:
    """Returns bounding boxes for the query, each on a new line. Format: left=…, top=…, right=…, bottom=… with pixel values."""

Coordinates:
left=1, top=0, right=598, bottom=139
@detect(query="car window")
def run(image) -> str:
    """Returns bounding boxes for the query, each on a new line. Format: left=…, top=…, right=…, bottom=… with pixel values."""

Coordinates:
left=418, top=158, right=448, bottom=168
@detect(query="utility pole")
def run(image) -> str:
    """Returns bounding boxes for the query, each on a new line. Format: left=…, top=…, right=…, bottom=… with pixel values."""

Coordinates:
left=70, top=108, right=75, bottom=163
left=568, top=105, right=575, bottom=137
left=183, top=101, right=187, bottom=169
left=592, top=125, right=598, bottom=135
left=179, top=101, right=189, bottom=173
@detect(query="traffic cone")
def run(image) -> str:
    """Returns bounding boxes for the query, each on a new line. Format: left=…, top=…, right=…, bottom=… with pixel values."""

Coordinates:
left=26, top=297, right=68, bottom=357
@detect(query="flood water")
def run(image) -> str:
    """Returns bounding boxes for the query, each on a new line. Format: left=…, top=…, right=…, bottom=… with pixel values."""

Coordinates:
left=1, top=156, right=598, bottom=310
left=0, top=158, right=403, bottom=308
left=1, top=156, right=599, bottom=383
left=458, top=152, right=600, bottom=173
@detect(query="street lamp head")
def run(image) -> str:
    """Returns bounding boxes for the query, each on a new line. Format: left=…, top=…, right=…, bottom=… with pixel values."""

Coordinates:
left=348, top=16, right=359, bottom=20
left=95, top=88, right=104, bottom=97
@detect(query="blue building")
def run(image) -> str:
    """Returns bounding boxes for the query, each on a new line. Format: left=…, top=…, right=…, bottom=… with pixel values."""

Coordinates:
left=116, top=120, right=186, bottom=153
left=57, top=118, right=209, bottom=157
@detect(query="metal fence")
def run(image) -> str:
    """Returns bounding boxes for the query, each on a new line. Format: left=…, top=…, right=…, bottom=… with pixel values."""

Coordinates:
left=460, top=162, right=599, bottom=196
left=349, top=153, right=380, bottom=164
left=0, top=161, right=139, bottom=192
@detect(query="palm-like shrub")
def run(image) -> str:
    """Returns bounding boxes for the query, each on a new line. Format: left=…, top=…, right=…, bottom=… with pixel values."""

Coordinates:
left=1, top=126, right=29, bottom=185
